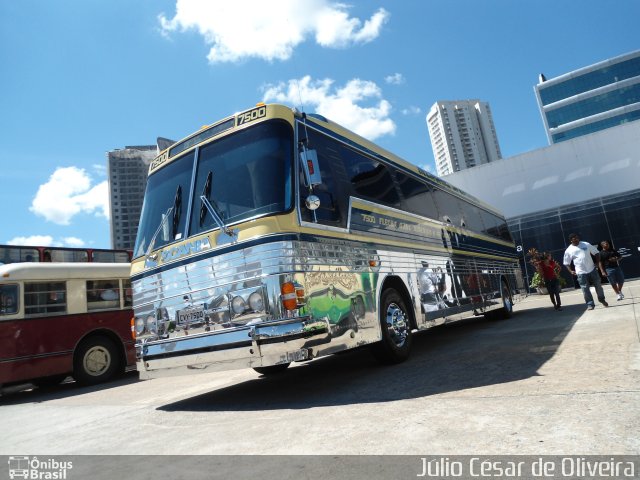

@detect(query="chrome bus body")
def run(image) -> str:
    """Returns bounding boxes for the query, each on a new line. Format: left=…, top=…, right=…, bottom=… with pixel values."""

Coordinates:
left=132, top=104, right=525, bottom=379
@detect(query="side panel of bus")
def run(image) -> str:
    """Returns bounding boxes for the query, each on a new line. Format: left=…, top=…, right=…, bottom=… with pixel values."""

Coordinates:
left=0, top=310, right=134, bottom=385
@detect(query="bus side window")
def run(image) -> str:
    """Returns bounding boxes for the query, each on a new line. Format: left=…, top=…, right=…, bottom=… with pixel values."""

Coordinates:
left=24, top=282, right=67, bottom=316
left=395, top=172, right=438, bottom=219
left=0, top=284, right=19, bottom=315
left=431, top=187, right=464, bottom=227
left=298, top=128, right=349, bottom=228
left=122, top=279, right=132, bottom=307
left=343, top=150, right=401, bottom=209
left=87, top=280, right=120, bottom=310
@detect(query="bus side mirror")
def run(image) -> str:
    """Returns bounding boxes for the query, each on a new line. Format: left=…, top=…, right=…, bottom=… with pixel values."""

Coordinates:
left=305, top=195, right=321, bottom=211
left=300, top=148, right=322, bottom=187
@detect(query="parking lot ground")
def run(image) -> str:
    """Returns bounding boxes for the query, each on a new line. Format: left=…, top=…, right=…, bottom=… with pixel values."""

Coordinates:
left=1, top=279, right=639, bottom=456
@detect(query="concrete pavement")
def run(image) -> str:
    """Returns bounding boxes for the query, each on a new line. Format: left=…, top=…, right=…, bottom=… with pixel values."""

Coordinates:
left=1, top=279, right=639, bottom=456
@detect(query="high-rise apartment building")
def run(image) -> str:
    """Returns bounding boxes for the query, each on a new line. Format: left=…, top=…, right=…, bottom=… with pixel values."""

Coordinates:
left=107, top=145, right=156, bottom=251
left=427, top=100, right=502, bottom=177
left=535, top=50, right=640, bottom=144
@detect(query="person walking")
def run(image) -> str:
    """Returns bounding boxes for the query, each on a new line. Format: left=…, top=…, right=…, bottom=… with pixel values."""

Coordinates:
left=537, top=252, right=562, bottom=310
left=599, top=240, right=625, bottom=300
left=563, top=233, right=608, bottom=311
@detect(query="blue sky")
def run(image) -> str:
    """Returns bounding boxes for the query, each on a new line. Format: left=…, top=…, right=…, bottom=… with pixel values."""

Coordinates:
left=1, top=0, right=638, bottom=249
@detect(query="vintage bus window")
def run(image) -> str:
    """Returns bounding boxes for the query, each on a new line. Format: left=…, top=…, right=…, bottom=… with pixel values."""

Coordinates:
left=480, top=210, right=514, bottom=242
left=460, top=203, right=487, bottom=233
left=396, top=172, right=438, bottom=220
left=0, top=246, right=39, bottom=264
left=299, top=128, right=350, bottom=228
left=134, top=151, right=195, bottom=258
left=431, top=187, right=464, bottom=226
left=342, top=149, right=401, bottom=209
left=123, top=278, right=132, bottom=307
left=190, top=121, right=293, bottom=236
left=44, top=248, right=89, bottom=262
left=92, top=250, right=130, bottom=263
left=0, top=284, right=19, bottom=315
left=24, top=282, right=67, bottom=316
left=87, top=280, right=120, bottom=310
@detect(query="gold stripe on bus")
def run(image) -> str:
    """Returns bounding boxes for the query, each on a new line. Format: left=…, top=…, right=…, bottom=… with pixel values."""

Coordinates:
left=350, top=199, right=515, bottom=248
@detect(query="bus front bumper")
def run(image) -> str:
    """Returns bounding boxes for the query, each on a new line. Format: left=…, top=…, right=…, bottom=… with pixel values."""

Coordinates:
left=136, top=316, right=330, bottom=379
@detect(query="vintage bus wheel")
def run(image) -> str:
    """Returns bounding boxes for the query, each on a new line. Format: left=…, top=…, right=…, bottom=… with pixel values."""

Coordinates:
left=253, top=363, right=290, bottom=375
left=486, top=281, right=513, bottom=320
left=373, top=288, right=413, bottom=364
left=73, top=336, right=121, bottom=386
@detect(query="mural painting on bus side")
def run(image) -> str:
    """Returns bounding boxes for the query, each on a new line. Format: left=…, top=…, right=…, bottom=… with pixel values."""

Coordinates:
left=305, top=271, right=378, bottom=338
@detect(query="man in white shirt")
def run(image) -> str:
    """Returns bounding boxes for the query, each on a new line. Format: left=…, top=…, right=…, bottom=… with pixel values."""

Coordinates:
left=563, top=233, right=608, bottom=310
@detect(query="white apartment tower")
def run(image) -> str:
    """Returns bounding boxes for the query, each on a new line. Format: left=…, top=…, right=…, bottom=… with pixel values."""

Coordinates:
left=427, top=100, right=502, bottom=176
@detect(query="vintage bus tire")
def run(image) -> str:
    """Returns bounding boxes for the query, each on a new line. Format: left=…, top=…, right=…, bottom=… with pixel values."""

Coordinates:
left=253, top=363, right=291, bottom=375
left=486, top=281, right=513, bottom=320
left=73, top=336, right=121, bottom=386
left=372, top=288, right=413, bottom=364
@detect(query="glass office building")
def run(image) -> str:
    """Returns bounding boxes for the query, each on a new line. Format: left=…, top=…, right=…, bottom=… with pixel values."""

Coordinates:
left=535, top=50, right=640, bottom=144
left=442, top=119, right=640, bottom=291
left=508, top=189, right=640, bottom=288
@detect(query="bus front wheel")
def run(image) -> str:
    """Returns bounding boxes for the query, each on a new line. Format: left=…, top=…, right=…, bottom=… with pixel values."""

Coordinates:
left=73, top=336, right=121, bottom=386
left=372, top=288, right=413, bottom=364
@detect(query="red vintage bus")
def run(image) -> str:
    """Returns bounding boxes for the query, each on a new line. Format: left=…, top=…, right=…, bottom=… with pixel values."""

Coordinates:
left=0, top=244, right=132, bottom=264
left=0, top=262, right=135, bottom=390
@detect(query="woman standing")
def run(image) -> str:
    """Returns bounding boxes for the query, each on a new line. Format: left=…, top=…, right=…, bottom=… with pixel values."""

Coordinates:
left=599, top=240, right=625, bottom=300
left=537, top=252, right=562, bottom=311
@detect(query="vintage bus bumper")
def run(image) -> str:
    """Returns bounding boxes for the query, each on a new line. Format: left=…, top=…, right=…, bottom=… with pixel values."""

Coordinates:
left=136, top=316, right=331, bottom=379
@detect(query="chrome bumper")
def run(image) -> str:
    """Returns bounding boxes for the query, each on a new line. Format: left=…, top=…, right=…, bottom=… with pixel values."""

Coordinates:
left=136, top=316, right=330, bottom=379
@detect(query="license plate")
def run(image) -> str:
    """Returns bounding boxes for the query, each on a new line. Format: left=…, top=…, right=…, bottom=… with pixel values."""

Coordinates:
left=176, top=305, right=205, bottom=324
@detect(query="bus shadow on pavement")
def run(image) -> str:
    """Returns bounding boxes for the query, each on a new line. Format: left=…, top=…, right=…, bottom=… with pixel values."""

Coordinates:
left=0, top=370, right=139, bottom=405
left=159, top=304, right=585, bottom=412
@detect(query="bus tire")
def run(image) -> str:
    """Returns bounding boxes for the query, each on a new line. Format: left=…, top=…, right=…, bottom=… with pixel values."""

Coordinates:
left=372, top=288, right=413, bottom=364
left=253, top=363, right=290, bottom=375
left=73, top=335, right=121, bottom=386
left=486, top=280, right=513, bottom=320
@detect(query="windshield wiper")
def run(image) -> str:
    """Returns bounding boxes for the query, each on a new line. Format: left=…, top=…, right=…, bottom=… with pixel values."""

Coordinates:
left=145, top=185, right=182, bottom=260
left=199, top=171, right=237, bottom=244
left=199, top=171, right=213, bottom=226
left=145, top=206, right=173, bottom=260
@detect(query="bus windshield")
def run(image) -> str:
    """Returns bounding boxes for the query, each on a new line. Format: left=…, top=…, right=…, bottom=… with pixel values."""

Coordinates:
left=133, top=121, right=293, bottom=258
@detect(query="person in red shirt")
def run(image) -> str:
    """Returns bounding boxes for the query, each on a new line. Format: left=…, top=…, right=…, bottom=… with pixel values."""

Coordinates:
left=537, top=252, right=562, bottom=310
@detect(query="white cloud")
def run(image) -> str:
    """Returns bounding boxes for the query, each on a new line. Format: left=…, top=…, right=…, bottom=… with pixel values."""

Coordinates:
left=159, top=0, right=389, bottom=63
left=385, top=73, right=404, bottom=85
left=63, top=237, right=85, bottom=247
left=93, top=164, right=107, bottom=177
left=262, top=75, right=396, bottom=140
left=7, top=235, right=55, bottom=246
left=401, top=105, right=422, bottom=115
left=6, top=235, right=86, bottom=247
left=30, top=167, right=109, bottom=225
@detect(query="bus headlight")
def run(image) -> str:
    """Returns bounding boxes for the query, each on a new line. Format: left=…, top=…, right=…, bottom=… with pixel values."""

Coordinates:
left=146, top=315, right=157, bottom=334
left=231, top=296, right=246, bottom=315
left=134, top=317, right=145, bottom=335
left=248, top=291, right=264, bottom=312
